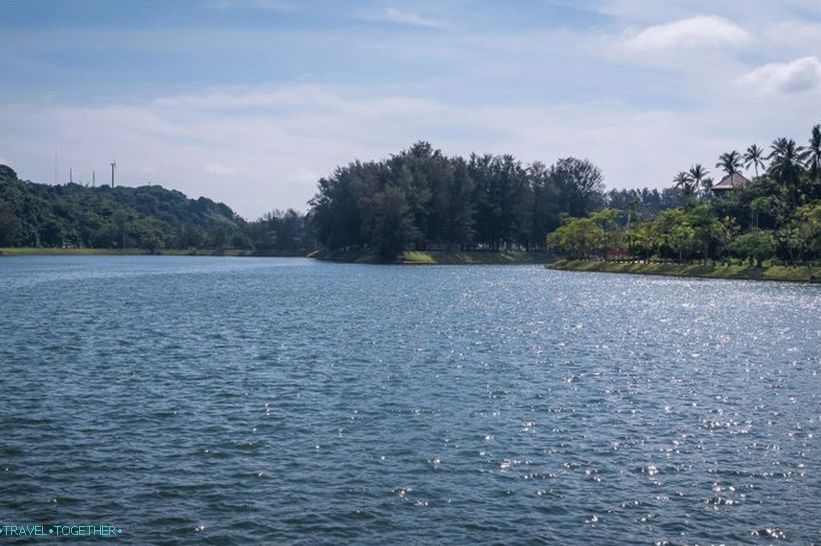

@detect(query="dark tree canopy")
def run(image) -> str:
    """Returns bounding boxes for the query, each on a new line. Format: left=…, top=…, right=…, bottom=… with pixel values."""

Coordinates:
left=309, top=142, right=614, bottom=257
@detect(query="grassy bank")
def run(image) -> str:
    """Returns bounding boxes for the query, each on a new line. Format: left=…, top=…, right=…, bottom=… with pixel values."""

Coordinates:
left=402, top=250, right=555, bottom=265
left=316, top=249, right=554, bottom=265
left=547, top=259, right=821, bottom=283
left=0, top=247, right=308, bottom=257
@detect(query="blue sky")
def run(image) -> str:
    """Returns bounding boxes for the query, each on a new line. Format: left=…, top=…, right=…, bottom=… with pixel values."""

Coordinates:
left=1, top=0, right=820, bottom=218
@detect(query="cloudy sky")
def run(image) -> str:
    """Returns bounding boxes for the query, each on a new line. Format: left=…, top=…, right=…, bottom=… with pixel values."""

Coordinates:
left=1, top=1, right=819, bottom=218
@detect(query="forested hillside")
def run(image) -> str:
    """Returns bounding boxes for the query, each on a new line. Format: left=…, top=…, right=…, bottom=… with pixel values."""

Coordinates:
left=0, top=165, right=314, bottom=254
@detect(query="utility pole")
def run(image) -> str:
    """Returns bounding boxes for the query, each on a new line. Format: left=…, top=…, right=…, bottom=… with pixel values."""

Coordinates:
left=110, top=161, right=116, bottom=188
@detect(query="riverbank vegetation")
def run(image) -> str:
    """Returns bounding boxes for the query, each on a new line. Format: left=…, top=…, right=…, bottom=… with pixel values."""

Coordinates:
left=548, top=126, right=820, bottom=268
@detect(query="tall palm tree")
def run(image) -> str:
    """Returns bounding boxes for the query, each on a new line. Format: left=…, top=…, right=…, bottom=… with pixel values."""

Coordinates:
left=716, top=151, right=742, bottom=176
left=688, top=164, right=709, bottom=197
left=768, top=138, right=804, bottom=211
left=743, top=144, right=765, bottom=178
left=673, top=171, right=696, bottom=203
left=804, top=124, right=821, bottom=183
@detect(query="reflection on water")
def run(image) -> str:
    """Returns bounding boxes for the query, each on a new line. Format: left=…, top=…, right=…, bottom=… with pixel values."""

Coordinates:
left=0, top=256, right=818, bottom=544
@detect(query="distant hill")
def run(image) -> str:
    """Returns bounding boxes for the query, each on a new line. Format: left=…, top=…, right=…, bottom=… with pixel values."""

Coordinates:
left=0, top=164, right=247, bottom=250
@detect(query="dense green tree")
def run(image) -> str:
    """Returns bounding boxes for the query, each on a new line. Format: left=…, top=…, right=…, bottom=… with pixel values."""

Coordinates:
left=690, top=204, right=722, bottom=262
left=590, top=209, right=623, bottom=258
left=364, top=186, right=420, bottom=258
left=0, top=202, right=20, bottom=246
left=716, top=215, right=740, bottom=262
left=435, top=158, right=476, bottom=250
left=469, top=154, right=532, bottom=250
left=309, top=164, right=368, bottom=251
left=731, top=230, right=775, bottom=266
left=625, top=222, right=654, bottom=261
left=548, top=217, right=604, bottom=259
left=654, top=209, right=695, bottom=262
left=549, top=157, right=604, bottom=217
left=777, top=203, right=820, bottom=264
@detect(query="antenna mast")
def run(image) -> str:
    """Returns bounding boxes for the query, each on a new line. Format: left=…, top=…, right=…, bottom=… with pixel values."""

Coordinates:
left=110, top=160, right=116, bottom=188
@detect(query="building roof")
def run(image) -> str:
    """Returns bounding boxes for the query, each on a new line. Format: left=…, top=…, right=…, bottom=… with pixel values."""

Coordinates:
left=712, top=172, right=751, bottom=191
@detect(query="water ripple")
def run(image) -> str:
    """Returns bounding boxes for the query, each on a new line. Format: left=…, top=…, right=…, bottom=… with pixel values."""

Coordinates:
left=0, top=256, right=818, bottom=544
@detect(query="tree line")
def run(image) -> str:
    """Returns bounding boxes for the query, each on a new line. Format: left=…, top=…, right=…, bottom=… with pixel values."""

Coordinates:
left=550, top=125, right=821, bottom=265
left=0, top=165, right=314, bottom=254
left=309, top=142, right=686, bottom=257
left=3, top=123, right=817, bottom=264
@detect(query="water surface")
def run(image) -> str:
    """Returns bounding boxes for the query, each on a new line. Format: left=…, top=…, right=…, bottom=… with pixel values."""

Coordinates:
left=1, top=256, right=819, bottom=544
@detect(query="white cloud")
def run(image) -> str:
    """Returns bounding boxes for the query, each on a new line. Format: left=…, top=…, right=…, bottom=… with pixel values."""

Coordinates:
left=738, top=56, right=821, bottom=94
left=369, top=8, right=442, bottom=29
left=625, top=16, right=751, bottom=51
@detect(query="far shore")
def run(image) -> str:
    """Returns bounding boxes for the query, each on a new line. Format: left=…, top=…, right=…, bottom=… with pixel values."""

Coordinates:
left=316, top=249, right=555, bottom=265
left=0, top=248, right=554, bottom=265
left=0, top=247, right=307, bottom=257
left=547, top=259, right=820, bottom=284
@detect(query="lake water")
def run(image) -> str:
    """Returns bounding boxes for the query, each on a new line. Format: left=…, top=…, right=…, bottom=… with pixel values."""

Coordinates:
left=0, top=256, right=819, bottom=544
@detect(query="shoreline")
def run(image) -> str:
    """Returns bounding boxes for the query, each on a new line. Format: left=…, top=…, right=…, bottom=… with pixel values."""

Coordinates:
left=0, top=248, right=554, bottom=265
left=0, top=247, right=308, bottom=257
left=317, top=250, right=555, bottom=265
left=546, top=259, right=820, bottom=284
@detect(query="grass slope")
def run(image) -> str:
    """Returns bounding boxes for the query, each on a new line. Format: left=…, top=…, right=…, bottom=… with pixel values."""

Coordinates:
left=402, top=250, right=555, bottom=265
left=547, top=260, right=821, bottom=283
